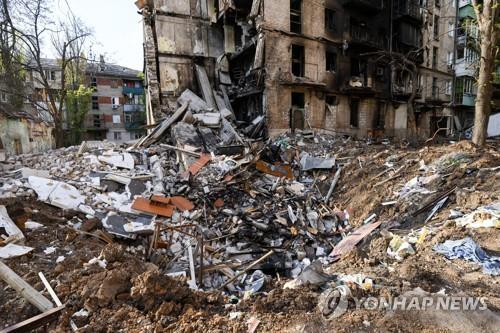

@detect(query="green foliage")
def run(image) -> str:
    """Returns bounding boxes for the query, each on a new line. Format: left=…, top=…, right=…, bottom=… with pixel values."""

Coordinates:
left=65, top=85, right=93, bottom=145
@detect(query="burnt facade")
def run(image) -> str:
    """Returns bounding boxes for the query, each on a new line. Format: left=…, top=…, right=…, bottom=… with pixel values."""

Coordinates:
left=138, top=0, right=459, bottom=139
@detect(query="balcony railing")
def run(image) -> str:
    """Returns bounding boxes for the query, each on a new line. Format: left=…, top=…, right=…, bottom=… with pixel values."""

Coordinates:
left=394, top=2, right=422, bottom=22
left=122, top=86, right=144, bottom=95
left=123, top=104, right=145, bottom=112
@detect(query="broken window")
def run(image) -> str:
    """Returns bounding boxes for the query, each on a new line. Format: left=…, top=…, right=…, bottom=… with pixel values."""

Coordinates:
left=325, top=8, right=336, bottom=32
left=91, top=77, right=97, bottom=88
left=325, top=95, right=337, bottom=114
left=93, top=114, right=102, bottom=128
left=349, top=98, right=359, bottom=128
left=464, top=78, right=475, bottom=94
left=291, top=44, right=305, bottom=77
left=92, top=96, right=99, bottom=110
left=45, top=70, right=56, bottom=81
left=447, top=51, right=453, bottom=69
left=113, top=132, right=122, bottom=140
left=435, top=0, right=440, bottom=7
left=0, top=92, right=6, bottom=102
left=326, top=95, right=337, bottom=106
left=448, top=21, right=454, bottom=37
left=351, top=58, right=368, bottom=85
left=432, top=47, right=438, bottom=69
left=290, top=0, right=302, bottom=34
left=457, top=45, right=465, bottom=59
left=432, top=77, right=438, bottom=99
left=400, top=22, right=420, bottom=47
left=112, top=97, right=120, bottom=108
left=433, top=15, right=439, bottom=39
left=326, top=51, right=337, bottom=72
left=445, top=80, right=452, bottom=95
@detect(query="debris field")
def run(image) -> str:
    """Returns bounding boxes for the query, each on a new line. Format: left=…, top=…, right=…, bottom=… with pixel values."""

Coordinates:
left=0, top=93, right=499, bottom=332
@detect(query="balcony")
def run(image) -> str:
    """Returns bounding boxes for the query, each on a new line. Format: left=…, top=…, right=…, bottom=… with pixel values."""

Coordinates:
left=341, top=0, right=383, bottom=12
left=393, top=1, right=422, bottom=23
left=349, top=25, right=384, bottom=49
left=455, top=93, right=475, bottom=106
left=122, top=86, right=144, bottom=95
left=123, top=104, right=145, bottom=112
left=455, top=60, right=477, bottom=77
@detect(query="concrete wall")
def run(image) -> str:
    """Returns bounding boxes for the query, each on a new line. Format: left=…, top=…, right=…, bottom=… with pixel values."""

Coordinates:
left=0, top=116, right=54, bottom=155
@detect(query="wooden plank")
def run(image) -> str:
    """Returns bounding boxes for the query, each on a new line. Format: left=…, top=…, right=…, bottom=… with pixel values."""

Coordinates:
left=0, top=305, right=64, bottom=333
left=140, top=102, right=189, bottom=147
left=38, top=272, right=62, bottom=307
left=329, top=221, right=383, bottom=259
left=0, top=261, right=53, bottom=312
left=253, top=33, right=265, bottom=69
left=194, top=64, right=217, bottom=109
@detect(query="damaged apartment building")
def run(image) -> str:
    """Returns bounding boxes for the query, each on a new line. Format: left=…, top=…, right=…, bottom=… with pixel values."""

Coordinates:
left=138, top=0, right=461, bottom=139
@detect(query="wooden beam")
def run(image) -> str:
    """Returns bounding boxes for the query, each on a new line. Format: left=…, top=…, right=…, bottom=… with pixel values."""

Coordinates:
left=0, top=261, right=54, bottom=312
left=0, top=305, right=65, bottom=333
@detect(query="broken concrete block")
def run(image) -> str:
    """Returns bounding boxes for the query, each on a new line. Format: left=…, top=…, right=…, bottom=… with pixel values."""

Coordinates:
left=0, top=244, right=34, bottom=259
left=0, top=206, right=25, bottom=243
left=299, top=154, right=335, bottom=171
left=28, top=176, right=85, bottom=211
left=98, top=152, right=135, bottom=170
left=193, top=112, right=221, bottom=127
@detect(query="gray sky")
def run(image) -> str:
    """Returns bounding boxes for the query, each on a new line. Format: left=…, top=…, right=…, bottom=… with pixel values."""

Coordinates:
left=56, top=0, right=144, bottom=71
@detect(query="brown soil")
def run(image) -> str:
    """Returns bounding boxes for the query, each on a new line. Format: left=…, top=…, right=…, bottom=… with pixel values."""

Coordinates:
left=1, top=140, right=499, bottom=332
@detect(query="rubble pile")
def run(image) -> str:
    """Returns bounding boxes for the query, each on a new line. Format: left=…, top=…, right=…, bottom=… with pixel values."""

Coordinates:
left=0, top=95, right=499, bottom=331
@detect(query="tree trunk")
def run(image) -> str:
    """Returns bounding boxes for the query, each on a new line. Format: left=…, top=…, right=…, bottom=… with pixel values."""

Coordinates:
left=53, top=122, right=65, bottom=148
left=472, top=0, right=496, bottom=146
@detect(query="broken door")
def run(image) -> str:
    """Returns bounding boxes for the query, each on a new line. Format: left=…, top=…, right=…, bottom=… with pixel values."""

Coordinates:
left=291, top=92, right=305, bottom=131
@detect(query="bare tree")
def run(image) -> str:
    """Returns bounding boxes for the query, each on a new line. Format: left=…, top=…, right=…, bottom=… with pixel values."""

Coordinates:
left=471, top=0, right=498, bottom=146
left=1, top=0, right=91, bottom=147
left=0, top=0, right=25, bottom=108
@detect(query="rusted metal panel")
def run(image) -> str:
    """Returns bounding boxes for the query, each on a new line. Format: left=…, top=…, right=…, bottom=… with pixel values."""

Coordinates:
left=255, top=160, right=294, bottom=180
